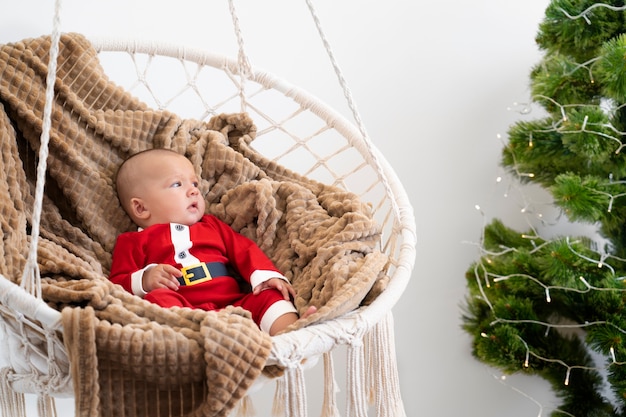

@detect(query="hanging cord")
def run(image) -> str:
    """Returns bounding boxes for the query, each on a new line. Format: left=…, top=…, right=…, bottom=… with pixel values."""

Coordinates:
left=228, top=0, right=252, bottom=112
left=21, top=0, right=63, bottom=297
left=304, top=0, right=401, bottom=221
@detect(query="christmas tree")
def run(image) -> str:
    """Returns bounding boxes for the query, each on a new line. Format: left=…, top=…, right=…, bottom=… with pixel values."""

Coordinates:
left=463, top=1, right=626, bottom=415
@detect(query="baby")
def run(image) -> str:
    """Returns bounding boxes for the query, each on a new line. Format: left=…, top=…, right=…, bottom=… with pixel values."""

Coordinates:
left=109, top=148, right=314, bottom=335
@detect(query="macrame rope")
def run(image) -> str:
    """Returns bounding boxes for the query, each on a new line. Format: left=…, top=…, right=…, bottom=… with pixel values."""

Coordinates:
left=36, top=395, right=57, bottom=417
left=272, top=377, right=286, bottom=417
left=0, top=368, right=26, bottom=417
left=304, top=0, right=402, bottom=222
left=234, top=395, right=255, bottom=417
left=321, top=352, right=341, bottom=417
left=366, top=313, right=406, bottom=417
left=10, top=1, right=64, bottom=415
left=228, top=0, right=252, bottom=113
left=21, top=0, right=63, bottom=298
left=284, top=366, right=307, bottom=417
left=346, top=339, right=368, bottom=417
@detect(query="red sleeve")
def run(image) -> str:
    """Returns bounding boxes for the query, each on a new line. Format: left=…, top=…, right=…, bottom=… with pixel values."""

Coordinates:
left=206, top=215, right=280, bottom=280
left=108, top=232, right=145, bottom=293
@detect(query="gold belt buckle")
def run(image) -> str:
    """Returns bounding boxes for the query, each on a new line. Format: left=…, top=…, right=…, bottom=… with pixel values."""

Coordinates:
left=180, top=263, right=212, bottom=286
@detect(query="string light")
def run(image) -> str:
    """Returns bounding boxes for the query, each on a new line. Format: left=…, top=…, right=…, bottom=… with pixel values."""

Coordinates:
left=507, top=101, right=532, bottom=115
left=470, top=5, right=626, bottom=414
left=558, top=3, right=626, bottom=25
left=489, top=370, right=549, bottom=417
left=514, top=95, right=626, bottom=156
left=517, top=336, right=531, bottom=368
left=469, top=161, right=626, bottom=407
left=504, top=98, right=626, bottom=215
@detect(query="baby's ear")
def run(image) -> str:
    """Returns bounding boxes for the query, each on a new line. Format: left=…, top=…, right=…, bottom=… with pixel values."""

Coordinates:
left=129, top=197, right=149, bottom=221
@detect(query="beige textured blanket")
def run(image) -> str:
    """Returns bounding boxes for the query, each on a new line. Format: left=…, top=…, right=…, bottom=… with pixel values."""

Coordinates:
left=0, top=33, right=388, bottom=416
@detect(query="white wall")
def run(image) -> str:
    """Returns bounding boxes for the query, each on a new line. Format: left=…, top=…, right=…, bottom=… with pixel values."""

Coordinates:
left=0, top=1, right=556, bottom=416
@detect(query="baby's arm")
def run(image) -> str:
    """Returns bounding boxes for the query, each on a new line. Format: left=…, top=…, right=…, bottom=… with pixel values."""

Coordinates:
left=142, top=264, right=181, bottom=292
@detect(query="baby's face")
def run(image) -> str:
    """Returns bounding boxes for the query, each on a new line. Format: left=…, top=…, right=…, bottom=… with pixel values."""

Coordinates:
left=135, top=152, right=206, bottom=227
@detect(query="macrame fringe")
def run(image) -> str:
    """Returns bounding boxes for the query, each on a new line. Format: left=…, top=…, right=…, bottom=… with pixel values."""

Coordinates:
left=234, top=395, right=255, bottom=417
left=36, top=394, right=57, bottom=417
left=272, top=377, right=286, bottom=417
left=0, top=368, right=26, bottom=417
left=285, top=366, right=307, bottom=417
left=365, top=312, right=406, bottom=417
left=272, top=366, right=306, bottom=417
left=346, top=339, right=367, bottom=417
left=320, top=352, right=341, bottom=417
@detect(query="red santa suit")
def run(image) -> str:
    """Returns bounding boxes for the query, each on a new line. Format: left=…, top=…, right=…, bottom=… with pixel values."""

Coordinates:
left=109, top=214, right=296, bottom=333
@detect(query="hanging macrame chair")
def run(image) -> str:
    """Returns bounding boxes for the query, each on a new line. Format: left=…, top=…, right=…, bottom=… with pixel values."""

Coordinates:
left=0, top=1, right=416, bottom=416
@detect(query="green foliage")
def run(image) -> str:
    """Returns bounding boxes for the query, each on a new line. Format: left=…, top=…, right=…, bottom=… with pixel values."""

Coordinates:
left=598, top=34, right=626, bottom=101
left=464, top=1, right=626, bottom=413
left=536, top=0, right=625, bottom=61
left=530, top=54, right=602, bottom=111
left=551, top=173, right=615, bottom=222
left=463, top=220, right=626, bottom=415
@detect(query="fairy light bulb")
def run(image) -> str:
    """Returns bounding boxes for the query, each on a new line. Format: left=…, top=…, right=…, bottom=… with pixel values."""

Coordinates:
left=579, top=276, right=590, bottom=289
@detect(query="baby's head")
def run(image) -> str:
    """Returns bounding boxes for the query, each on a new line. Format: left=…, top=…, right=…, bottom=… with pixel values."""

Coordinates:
left=115, top=148, right=206, bottom=229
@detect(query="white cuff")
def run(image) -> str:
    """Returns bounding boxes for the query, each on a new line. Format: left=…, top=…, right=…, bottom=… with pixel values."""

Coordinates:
left=259, top=299, right=298, bottom=334
left=131, top=263, right=156, bottom=298
left=250, top=269, right=287, bottom=290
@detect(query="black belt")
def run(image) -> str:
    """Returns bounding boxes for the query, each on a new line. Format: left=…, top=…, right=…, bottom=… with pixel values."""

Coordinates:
left=177, top=262, right=229, bottom=286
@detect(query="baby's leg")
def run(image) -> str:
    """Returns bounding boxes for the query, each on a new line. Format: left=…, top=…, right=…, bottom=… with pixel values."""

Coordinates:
left=268, top=305, right=317, bottom=336
left=237, top=289, right=316, bottom=335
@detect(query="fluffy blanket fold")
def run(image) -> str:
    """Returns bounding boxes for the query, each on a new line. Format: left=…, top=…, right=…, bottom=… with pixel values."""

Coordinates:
left=0, top=33, right=388, bottom=416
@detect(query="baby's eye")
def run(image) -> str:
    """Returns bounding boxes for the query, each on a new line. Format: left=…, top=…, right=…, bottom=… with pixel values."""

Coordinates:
left=171, top=181, right=182, bottom=188
left=192, top=181, right=199, bottom=187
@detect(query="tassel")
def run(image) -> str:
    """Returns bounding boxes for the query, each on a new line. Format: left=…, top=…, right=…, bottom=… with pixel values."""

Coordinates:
left=346, top=339, right=367, bottom=417
left=37, top=394, right=57, bottom=417
left=272, top=377, right=286, bottom=417
left=284, top=366, right=307, bottom=417
left=320, top=352, right=341, bottom=417
left=364, top=332, right=375, bottom=407
left=367, top=313, right=406, bottom=417
left=234, top=395, right=255, bottom=417
left=0, top=368, right=26, bottom=417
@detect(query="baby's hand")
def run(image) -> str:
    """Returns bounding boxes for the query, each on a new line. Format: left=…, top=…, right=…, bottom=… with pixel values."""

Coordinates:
left=143, top=264, right=181, bottom=292
left=253, top=277, right=295, bottom=301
